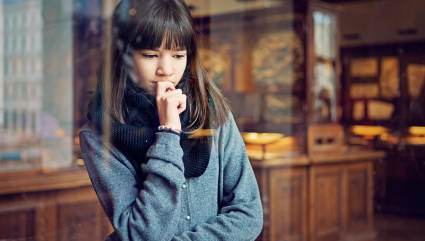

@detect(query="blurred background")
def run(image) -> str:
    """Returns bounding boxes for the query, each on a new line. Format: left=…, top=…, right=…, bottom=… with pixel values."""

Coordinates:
left=0, top=0, right=424, bottom=240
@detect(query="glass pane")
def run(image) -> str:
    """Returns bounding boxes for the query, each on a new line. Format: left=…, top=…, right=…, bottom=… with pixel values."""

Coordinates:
left=1, top=1, right=425, bottom=241
left=312, top=9, right=338, bottom=123
left=313, top=62, right=337, bottom=122
left=1, top=0, right=75, bottom=171
left=313, top=10, right=336, bottom=59
left=195, top=0, right=306, bottom=158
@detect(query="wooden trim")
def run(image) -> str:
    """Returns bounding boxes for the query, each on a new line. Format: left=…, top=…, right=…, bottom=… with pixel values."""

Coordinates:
left=310, top=149, right=385, bottom=164
left=251, top=155, right=310, bottom=168
left=0, top=168, right=91, bottom=195
left=250, top=149, right=384, bottom=167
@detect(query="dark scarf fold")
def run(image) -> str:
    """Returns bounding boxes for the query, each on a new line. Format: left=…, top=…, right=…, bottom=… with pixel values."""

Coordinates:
left=87, top=78, right=212, bottom=178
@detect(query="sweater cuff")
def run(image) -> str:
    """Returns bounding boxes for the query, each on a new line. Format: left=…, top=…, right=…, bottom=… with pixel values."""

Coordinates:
left=146, top=132, right=184, bottom=171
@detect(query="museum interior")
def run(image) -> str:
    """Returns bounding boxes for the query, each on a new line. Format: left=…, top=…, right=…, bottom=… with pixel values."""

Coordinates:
left=0, top=0, right=424, bottom=240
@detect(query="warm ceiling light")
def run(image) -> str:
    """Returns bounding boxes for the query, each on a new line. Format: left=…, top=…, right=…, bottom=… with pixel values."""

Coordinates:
left=242, top=132, right=284, bottom=145
left=409, top=126, right=425, bottom=136
left=351, top=125, right=388, bottom=136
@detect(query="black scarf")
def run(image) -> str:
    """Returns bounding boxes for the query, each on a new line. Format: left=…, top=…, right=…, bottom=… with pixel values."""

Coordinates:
left=87, top=78, right=212, bottom=178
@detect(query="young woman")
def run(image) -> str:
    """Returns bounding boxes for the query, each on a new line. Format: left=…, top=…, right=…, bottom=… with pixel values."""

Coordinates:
left=79, top=0, right=263, bottom=240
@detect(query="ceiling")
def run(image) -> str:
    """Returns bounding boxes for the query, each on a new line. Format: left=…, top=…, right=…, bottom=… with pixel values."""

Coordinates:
left=185, top=0, right=289, bottom=17
left=319, top=0, right=382, bottom=3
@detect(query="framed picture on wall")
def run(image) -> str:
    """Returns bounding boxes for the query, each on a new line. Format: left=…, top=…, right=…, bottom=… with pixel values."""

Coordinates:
left=380, top=57, right=399, bottom=98
left=350, top=58, right=378, bottom=78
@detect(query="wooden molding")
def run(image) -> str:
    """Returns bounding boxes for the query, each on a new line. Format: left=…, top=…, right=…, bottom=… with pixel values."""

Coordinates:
left=0, top=168, right=91, bottom=195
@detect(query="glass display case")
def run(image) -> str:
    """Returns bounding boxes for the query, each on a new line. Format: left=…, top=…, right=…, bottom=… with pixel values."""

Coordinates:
left=192, top=0, right=309, bottom=159
left=342, top=41, right=425, bottom=216
left=342, top=42, right=425, bottom=141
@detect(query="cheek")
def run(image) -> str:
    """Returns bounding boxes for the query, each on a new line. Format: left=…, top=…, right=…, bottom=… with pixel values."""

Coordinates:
left=134, top=60, right=155, bottom=79
left=177, top=60, right=188, bottom=75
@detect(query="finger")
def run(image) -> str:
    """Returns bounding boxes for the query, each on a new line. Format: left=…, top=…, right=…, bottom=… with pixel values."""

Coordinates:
left=161, top=90, right=184, bottom=103
left=173, top=88, right=182, bottom=95
left=158, top=90, right=182, bottom=110
left=177, top=94, right=187, bottom=114
left=156, top=81, right=175, bottom=96
left=157, top=81, right=175, bottom=96
left=161, top=88, right=182, bottom=99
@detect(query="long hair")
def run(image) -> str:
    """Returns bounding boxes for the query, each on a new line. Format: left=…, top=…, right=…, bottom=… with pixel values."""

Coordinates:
left=102, top=0, right=230, bottom=130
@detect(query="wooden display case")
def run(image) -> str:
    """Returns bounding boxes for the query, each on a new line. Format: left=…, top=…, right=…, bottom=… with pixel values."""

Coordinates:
left=341, top=41, right=425, bottom=127
left=0, top=168, right=112, bottom=241
left=252, top=149, right=384, bottom=241
left=341, top=41, right=425, bottom=216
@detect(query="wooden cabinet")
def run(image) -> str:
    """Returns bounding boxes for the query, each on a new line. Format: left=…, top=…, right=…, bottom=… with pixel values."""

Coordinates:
left=254, top=157, right=310, bottom=241
left=253, top=149, right=383, bottom=241
left=310, top=164, right=344, bottom=241
left=0, top=168, right=112, bottom=241
left=345, top=163, right=374, bottom=237
left=309, top=162, right=374, bottom=241
left=269, top=167, right=308, bottom=241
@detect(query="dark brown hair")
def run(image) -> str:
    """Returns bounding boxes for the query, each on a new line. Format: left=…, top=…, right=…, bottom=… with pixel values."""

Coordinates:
left=104, top=0, right=230, bottom=130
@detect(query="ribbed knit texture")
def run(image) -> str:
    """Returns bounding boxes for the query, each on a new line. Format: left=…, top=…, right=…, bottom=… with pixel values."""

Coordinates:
left=87, top=78, right=211, bottom=178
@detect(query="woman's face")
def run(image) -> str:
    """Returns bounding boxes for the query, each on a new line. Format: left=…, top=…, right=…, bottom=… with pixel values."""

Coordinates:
left=132, top=42, right=188, bottom=95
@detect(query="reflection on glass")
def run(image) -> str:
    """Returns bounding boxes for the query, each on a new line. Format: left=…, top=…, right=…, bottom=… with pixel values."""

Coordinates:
left=252, top=31, right=304, bottom=92
left=312, top=10, right=338, bottom=123
left=313, top=10, right=336, bottom=59
left=198, top=45, right=231, bottom=90
left=380, top=57, right=399, bottom=98
left=0, top=0, right=74, bottom=172
left=198, top=0, right=305, bottom=156
left=313, top=62, right=336, bottom=122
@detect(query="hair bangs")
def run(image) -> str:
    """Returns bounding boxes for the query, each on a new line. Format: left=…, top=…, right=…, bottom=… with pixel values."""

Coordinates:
left=129, top=7, right=195, bottom=53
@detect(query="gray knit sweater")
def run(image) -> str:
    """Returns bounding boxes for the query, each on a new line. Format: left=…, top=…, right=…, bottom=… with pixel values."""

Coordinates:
left=79, top=114, right=263, bottom=241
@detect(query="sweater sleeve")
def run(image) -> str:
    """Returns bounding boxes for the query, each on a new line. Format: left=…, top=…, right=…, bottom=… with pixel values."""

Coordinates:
left=79, top=128, right=186, bottom=241
left=171, top=114, right=264, bottom=241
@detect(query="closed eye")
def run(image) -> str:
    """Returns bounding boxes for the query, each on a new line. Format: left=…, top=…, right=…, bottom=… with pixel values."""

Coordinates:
left=142, top=53, right=158, bottom=59
left=173, top=54, right=186, bottom=59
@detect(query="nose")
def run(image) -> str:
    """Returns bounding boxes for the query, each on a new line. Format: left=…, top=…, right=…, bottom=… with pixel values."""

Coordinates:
left=156, top=56, right=173, bottom=77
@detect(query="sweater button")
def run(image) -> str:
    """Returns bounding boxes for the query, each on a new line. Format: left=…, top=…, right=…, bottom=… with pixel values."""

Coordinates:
left=182, top=183, right=187, bottom=189
left=186, top=215, right=191, bottom=221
